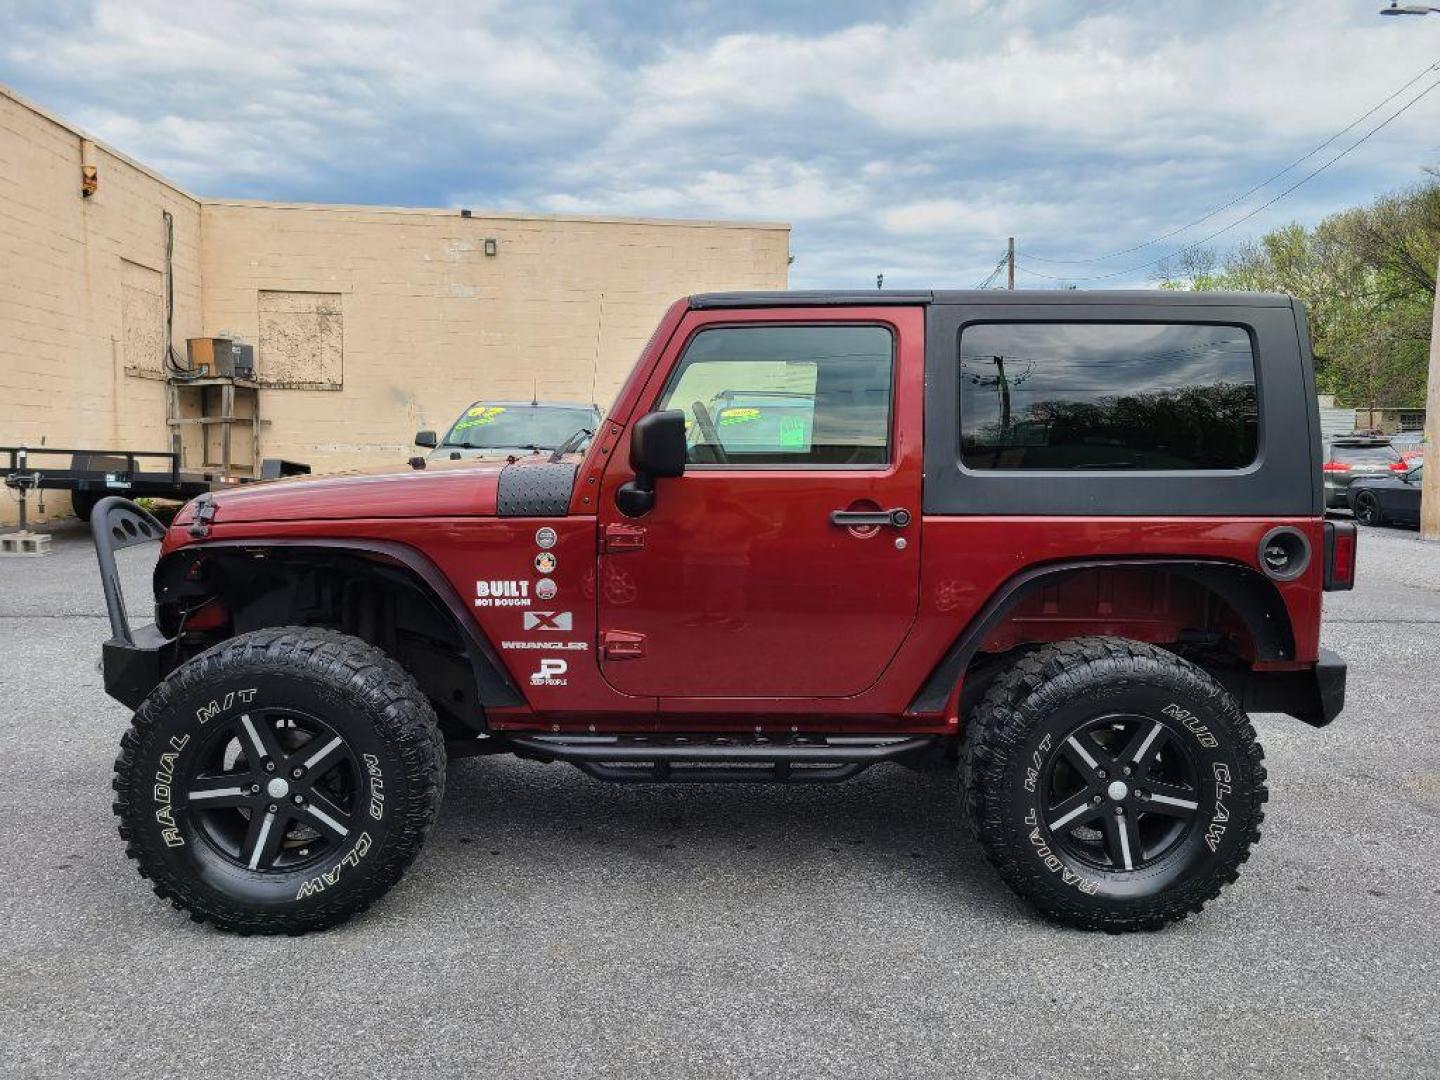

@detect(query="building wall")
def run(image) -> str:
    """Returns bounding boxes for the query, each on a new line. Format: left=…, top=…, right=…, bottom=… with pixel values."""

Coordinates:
left=200, top=201, right=789, bottom=474
left=1352, top=407, right=1425, bottom=435
left=0, top=82, right=789, bottom=522
left=0, top=85, right=203, bottom=523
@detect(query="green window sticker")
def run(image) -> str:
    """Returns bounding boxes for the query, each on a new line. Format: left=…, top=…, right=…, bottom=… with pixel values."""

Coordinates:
left=778, top=416, right=807, bottom=448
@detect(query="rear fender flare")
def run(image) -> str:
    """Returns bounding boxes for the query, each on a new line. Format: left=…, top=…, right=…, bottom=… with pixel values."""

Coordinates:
left=908, top=557, right=1297, bottom=714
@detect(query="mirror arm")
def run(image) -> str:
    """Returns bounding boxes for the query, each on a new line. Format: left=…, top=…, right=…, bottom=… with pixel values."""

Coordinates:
left=615, top=471, right=657, bottom=518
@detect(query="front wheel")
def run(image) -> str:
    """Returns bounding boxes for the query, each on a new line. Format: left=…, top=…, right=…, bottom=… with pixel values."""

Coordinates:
left=962, top=637, right=1267, bottom=931
left=112, top=627, right=446, bottom=934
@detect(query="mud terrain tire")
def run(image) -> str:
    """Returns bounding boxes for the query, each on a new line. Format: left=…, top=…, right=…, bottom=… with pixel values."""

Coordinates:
left=113, top=627, right=446, bottom=934
left=962, top=637, right=1267, bottom=931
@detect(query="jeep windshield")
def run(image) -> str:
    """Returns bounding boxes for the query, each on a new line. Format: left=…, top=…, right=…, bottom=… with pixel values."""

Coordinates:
left=441, top=403, right=598, bottom=450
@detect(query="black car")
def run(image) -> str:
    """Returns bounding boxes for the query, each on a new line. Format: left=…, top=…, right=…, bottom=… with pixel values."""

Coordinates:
left=1348, top=463, right=1424, bottom=527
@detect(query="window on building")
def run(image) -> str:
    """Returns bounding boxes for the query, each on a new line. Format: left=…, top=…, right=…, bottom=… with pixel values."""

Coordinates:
left=658, top=325, right=893, bottom=465
left=959, top=322, right=1258, bottom=471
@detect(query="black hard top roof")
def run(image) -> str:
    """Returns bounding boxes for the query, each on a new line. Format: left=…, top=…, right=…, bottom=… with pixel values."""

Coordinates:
left=689, top=289, right=1295, bottom=309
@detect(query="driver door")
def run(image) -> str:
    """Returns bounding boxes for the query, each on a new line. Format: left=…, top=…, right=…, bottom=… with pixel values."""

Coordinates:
left=595, top=307, right=924, bottom=699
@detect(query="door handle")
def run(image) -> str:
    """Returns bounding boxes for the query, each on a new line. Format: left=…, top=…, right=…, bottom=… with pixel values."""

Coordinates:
left=829, top=507, right=912, bottom=528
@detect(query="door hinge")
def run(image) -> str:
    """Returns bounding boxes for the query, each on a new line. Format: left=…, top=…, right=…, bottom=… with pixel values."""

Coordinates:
left=601, top=629, right=646, bottom=660
left=602, top=522, right=646, bottom=553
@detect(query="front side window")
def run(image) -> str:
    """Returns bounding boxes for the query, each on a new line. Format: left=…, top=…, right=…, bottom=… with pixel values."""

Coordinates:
left=658, top=325, right=893, bottom=466
left=959, top=322, right=1258, bottom=471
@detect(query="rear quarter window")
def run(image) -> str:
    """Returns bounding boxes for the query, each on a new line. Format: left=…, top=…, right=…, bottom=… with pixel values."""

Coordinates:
left=959, top=322, right=1259, bottom=471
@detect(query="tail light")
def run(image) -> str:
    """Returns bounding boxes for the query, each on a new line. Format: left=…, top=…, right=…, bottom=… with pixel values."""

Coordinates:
left=183, top=597, right=230, bottom=631
left=1388, top=461, right=1410, bottom=472
left=1323, top=520, right=1357, bottom=591
left=1321, top=461, right=1350, bottom=473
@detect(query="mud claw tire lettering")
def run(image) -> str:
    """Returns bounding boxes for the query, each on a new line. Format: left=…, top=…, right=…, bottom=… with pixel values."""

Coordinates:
left=112, top=626, right=445, bottom=935
left=960, top=636, right=1268, bottom=932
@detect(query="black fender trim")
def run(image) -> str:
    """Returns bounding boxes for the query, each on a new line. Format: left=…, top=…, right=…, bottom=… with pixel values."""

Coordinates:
left=907, top=557, right=1297, bottom=715
left=1229, top=646, right=1345, bottom=727
left=161, top=538, right=524, bottom=709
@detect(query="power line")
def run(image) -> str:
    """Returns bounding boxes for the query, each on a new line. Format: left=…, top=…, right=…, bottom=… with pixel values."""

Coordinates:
left=1017, top=72, right=1440, bottom=285
left=1025, top=56, right=1440, bottom=267
left=974, top=249, right=1010, bottom=289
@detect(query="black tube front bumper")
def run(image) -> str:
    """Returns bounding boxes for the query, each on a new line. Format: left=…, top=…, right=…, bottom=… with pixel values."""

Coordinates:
left=91, top=497, right=174, bottom=708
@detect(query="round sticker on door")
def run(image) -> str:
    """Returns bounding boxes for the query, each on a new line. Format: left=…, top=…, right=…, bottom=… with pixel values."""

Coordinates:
left=535, top=577, right=557, bottom=600
left=535, top=527, right=557, bottom=550
left=534, top=551, right=557, bottom=574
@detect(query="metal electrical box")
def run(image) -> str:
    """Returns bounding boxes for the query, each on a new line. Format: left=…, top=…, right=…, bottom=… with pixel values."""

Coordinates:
left=186, top=337, right=255, bottom=380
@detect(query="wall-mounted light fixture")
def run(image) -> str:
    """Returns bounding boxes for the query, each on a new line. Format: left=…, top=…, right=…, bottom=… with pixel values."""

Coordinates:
left=80, top=139, right=99, bottom=197
left=483, top=238, right=498, bottom=257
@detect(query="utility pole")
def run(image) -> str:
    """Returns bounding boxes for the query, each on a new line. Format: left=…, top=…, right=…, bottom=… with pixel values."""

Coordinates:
left=1422, top=253, right=1440, bottom=540
left=1378, top=0, right=1440, bottom=538
left=1007, top=237, right=1015, bottom=290
left=992, top=355, right=1012, bottom=433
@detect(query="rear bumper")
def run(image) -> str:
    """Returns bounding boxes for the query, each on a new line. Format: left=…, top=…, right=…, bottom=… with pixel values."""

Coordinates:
left=1242, top=648, right=1347, bottom=727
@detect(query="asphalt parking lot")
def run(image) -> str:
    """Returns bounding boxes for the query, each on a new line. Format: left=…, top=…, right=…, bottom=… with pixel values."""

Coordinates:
left=2, top=520, right=1438, bottom=1079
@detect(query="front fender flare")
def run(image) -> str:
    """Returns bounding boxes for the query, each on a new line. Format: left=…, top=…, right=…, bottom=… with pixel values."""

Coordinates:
left=158, top=537, right=524, bottom=709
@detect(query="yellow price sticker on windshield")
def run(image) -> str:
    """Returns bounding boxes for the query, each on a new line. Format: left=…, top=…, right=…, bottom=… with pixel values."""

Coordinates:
left=455, top=406, right=507, bottom=433
left=718, top=407, right=761, bottom=426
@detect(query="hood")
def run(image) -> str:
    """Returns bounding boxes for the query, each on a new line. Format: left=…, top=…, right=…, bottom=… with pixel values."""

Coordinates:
left=176, top=458, right=506, bottom=525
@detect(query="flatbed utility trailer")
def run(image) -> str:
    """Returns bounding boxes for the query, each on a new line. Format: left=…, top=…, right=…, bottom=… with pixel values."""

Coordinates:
left=2, top=445, right=307, bottom=521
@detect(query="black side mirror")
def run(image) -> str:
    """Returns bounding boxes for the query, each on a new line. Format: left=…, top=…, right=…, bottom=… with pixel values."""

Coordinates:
left=415, top=430, right=438, bottom=449
left=616, top=410, right=687, bottom=517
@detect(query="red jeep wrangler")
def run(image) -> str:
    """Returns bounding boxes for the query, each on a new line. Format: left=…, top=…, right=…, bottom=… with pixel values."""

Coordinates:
left=98, top=290, right=1352, bottom=935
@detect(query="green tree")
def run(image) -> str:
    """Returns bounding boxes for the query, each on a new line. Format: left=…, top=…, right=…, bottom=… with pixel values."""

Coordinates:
left=1155, top=176, right=1438, bottom=414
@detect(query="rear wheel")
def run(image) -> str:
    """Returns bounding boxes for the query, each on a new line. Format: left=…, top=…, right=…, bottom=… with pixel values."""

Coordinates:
left=113, top=626, right=446, bottom=934
left=962, top=637, right=1267, bottom=931
left=1353, top=490, right=1384, bottom=526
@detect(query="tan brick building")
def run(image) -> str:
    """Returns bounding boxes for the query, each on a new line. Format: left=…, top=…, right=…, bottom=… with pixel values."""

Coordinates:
left=0, top=83, right=790, bottom=523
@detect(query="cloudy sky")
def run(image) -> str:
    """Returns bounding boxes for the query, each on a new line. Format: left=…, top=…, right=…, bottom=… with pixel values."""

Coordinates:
left=3, top=0, right=1438, bottom=288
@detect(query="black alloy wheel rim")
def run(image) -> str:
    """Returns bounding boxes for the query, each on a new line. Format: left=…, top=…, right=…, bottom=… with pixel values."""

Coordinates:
left=1040, top=713, right=1202, bottom=873
left=1356, top=493, right=1378, bottom=524
left=182, top=708, right=362, bottom=873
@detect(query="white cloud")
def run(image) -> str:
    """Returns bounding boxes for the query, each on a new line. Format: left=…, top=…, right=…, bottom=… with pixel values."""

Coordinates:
left=4, top=0, right=1437, bottom=287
